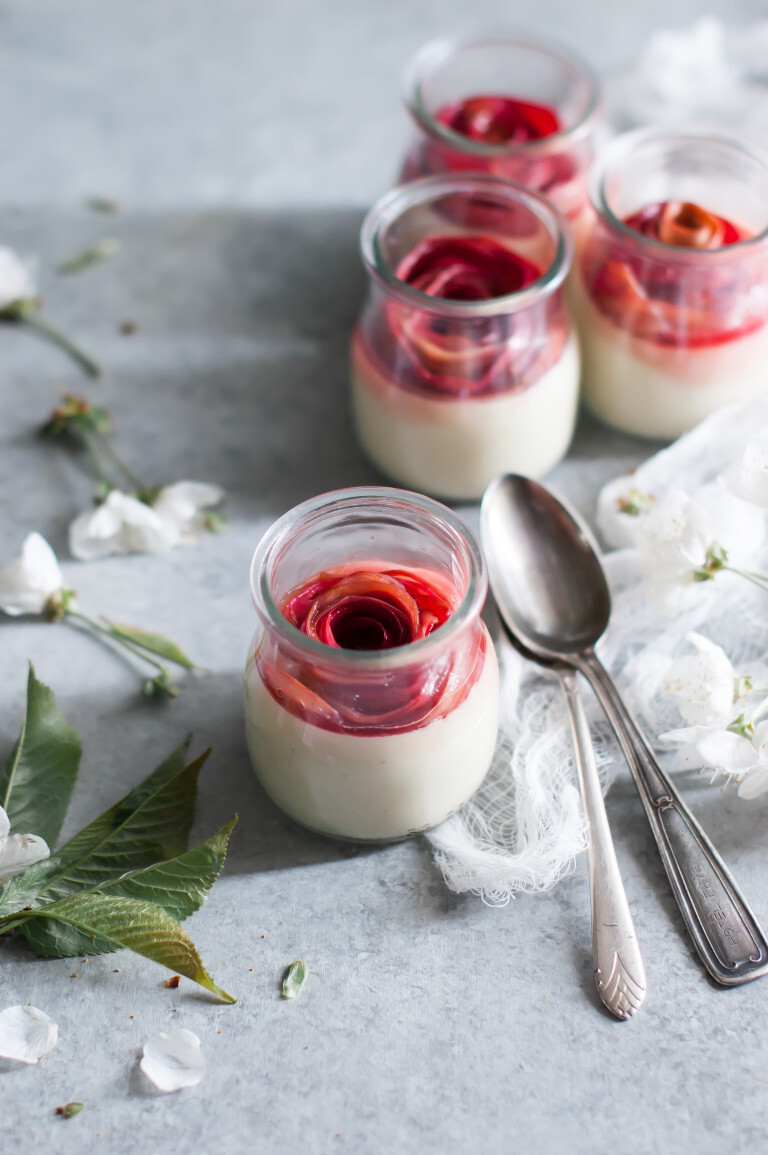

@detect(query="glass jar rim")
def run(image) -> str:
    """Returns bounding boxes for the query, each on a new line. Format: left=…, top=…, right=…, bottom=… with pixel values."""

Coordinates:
left=360, top=174, right=573, bottom=317
left=404, top=33, right=602, bottom=158
left=249, top=486, right=488, bottom=670
left=591, top=126, right=768, bottom=259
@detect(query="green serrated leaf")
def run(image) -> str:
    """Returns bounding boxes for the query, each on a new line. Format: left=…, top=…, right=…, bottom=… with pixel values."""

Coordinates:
left=100, top=817, right=236, bottom=921
left=0, top=665, right=81, bottom=846
left=0, top=738, right=200, bottom=922
left=103, top=621, right=196, bottom=670
left=281, top=960, right=309, bottom=999
left=15, top=814, right=234, bottom=958
left=21, top=892, right=234, bottom=1002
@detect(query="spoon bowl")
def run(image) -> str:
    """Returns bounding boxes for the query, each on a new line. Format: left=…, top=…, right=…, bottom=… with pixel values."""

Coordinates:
left=481, top=473, right=610, bottom=658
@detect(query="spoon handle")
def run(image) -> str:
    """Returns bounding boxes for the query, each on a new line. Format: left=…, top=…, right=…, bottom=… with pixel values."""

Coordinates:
left=578, top=650, right=768, bottom=986
left=559, top=668, right=646, bottom=1019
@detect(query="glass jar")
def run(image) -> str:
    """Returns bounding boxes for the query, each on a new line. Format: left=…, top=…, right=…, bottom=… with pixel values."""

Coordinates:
left=399, top=35, right=601, bottom=246
left=573, top=128, right=768, bottom=439
left=244, top=487, right=499, bottom=843
left=350, top=174, right=579, bottom=499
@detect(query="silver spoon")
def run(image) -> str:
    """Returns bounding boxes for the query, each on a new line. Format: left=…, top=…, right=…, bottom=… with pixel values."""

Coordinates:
left=482, top=474, right=768, bottom=988
left=482, top=506, right=646, bottom=1020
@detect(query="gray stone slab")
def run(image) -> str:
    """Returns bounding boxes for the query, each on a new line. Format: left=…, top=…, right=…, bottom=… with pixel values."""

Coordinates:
left=1, top=3, right=767, bottom=1154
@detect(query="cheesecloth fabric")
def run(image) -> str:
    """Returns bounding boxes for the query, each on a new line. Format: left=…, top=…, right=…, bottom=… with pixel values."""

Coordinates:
left=428, top=393, right=768, bottom=904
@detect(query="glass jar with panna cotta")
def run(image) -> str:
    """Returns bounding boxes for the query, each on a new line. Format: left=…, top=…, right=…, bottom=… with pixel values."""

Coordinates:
left=573, top=128, right=768, bottom=439
left=244, top=487, right=499, bottom=843
left=350, top=175, right=580, bottom=500
left=399, top=35, right=602, bottom=247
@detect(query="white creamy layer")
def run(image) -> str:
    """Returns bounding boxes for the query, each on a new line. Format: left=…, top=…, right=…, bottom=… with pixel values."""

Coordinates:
left=243, top=639, right=499, bottom=842
left=351, top=333, right=580, bottom=500
left=574, top=287, right=768, bottom=439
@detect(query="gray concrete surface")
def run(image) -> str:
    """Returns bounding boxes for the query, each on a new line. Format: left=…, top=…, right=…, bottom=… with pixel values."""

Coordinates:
left=0, top=3, right=766, bottom=1153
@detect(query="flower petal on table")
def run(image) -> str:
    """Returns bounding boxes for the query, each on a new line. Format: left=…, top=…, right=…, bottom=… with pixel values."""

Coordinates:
left=0, top=1006, right=58, bottom=1063
left=153, top=481, right=224, bottom=543
left=0, top=532, right=63, bottom=616
left=140, top=1029, right=206, bottom=1092
left=69, top=491, right=173, bottom=559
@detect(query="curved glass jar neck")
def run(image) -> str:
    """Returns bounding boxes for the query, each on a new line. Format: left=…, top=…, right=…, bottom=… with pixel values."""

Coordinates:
left=592, top=129, right=768, bottom=262
left=405, top=35, right=601, bottom=157
left=360, top=176, right=572, bottom=317
left=250, top=487, right=487, bottom=672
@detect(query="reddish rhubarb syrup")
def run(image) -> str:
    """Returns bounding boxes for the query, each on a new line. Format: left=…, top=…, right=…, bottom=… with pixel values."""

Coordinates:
left=256, top=562, right=487, bottom=735
left=356, top=233, right=567, bottom=398
left=582, top=200, right=766, bottom=349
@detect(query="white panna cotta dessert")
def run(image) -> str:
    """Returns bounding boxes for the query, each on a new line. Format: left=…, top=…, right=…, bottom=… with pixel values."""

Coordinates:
left=351, top=175, right=580, bottom=500
left=574, top=129, right=768, bottom=439
left=243, top=488, right=499, bottom=843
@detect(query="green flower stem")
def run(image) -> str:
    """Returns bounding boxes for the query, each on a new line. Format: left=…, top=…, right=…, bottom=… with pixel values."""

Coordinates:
left=20, top=309, right=102, bottom=379
left=725, top=566, right=768, bottom=595
left=65, top=608, right=170, bottom=678
left=96, top=432, right=145, bottom=491
left=76, top=426, right=114, bottom=489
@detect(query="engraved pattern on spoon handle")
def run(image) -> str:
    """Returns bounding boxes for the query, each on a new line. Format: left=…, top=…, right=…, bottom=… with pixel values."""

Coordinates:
left=559, top=669, right=646, bottom=1019
left=579, top=651, right=768, bottom=986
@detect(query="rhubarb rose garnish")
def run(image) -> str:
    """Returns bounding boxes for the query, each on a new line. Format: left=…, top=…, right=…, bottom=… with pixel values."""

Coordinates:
left=261, top=562, right=484, bottom=731
left=437, top=95, right=561, bottom=146
left=243, top=489, right=500, bottom=841
left=389, top=234, right=548, bottom=396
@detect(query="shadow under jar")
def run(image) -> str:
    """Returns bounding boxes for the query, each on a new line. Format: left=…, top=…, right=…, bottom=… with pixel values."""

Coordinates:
left=573, top=128, right=768, bottom=439
left=351, top=175, right=580, bottom=500
left=399, top=35, right=601, bottom=246
left=243, top=487, right=499, bottom=843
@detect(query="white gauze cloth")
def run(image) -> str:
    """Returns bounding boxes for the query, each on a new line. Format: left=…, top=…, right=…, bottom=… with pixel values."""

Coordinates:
left=428, top=394, right=768, bottom=903
left=605, top=16, right=768, bottom=149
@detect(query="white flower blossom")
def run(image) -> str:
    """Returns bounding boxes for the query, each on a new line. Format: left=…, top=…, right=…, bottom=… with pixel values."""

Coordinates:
left=0, top=247, right=36, bottom=311
left=0, top=805, right=50, bottom=881
left=140, top=1029, right=206, bottom=1092
left=661, top=718, right=768, bottom=798
left=0, top=1006, right=58, bottom=1064
left=596, top=474, right=656, bottom=550
left=635, top=491, right=715, bottom=614
left=635, top=486, right=764, bottom=614
left=664, top=632, right=737, bottom=726
left=69, top=482, right=224, bottom=561
left=720, top=438, right=768, bottom=509
left=0, top=533, right=64, bottom=616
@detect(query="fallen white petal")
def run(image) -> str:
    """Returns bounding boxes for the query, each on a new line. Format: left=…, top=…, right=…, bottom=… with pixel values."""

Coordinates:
left=0, top=246, right=36, bottom=310
left=0, top=833, right=50, bottom=881
left=153, top=481, right=224, bottom=543
left=69, top=491, right=174, bottom=560
left=0, top=532, right=64, bottom=616
left=0, top=1005, right=58, bottom=1063
left=140, top=1029, right=206, bottom=1092
left=0, top=806, right=9, bottom=840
